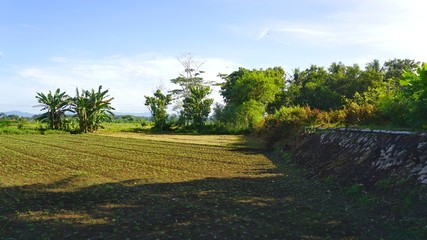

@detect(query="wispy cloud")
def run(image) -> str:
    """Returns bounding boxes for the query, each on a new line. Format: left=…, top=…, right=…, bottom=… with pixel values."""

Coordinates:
left=280, top=27, right=326, bottom=36
left=15, top=54, right=239, bottom=113
left=278, top=25, right=337, bottom=43
left=233, top=0, right=427, bottom=62
left=323, top=0, right=427, bottom=59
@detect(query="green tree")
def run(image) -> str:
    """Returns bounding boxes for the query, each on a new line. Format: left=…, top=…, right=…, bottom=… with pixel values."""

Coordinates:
left=35, top=88, right=71, bottom=130
left=170, top=54, right=213, bottom=127
left=234, top=100, right=265, bottom=129
left=211, top=102, right=225, bottom=124
left=383, top=58, right=419, bottom=82
left=291, top=65, right=342, bottom=110
left=400, top=63, right=427, bottom=127
left=284, top=62, right=381, bottom=111
left=220, top=67, right=284, bottom=130
left=72, top=86, right=115, bottom=133
left=182, top=85, right=214, bottom=129
left=221, top=67, right=284, bottom=105
left=366, top=59, right=381, bottom=73
left=328, top=62, right=346, bottom=75
left=144, top=89, right=172, bottom=131
left=268, top=68, right=302, bottom=111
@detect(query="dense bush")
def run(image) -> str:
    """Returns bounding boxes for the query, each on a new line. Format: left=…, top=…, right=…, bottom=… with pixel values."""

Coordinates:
left=344, top=102, right=376, bottom=125
left=256, top=106, right=314, bottom=148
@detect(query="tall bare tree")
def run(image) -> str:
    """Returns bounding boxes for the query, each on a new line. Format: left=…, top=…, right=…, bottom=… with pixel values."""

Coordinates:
left=170, top=53, right=213, bottom=127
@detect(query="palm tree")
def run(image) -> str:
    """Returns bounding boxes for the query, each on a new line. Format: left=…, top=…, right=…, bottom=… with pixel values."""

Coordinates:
left=35, top=89, right=71, bottom=129
left=366, top=59, right=381, bottom=73
left=72, top=85, right=114, bottom=133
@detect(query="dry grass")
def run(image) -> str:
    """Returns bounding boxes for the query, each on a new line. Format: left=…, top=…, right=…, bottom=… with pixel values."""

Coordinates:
left=96, top=132, right=258, bottom=148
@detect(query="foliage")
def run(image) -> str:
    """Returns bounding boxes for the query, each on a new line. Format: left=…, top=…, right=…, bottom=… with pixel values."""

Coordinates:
left=216, top=100, right=266, bottom=132
left=221, top=67, right=284, bottom=105
left=399, top=63, right=427, bottom=128
left=343, top=101, right=377, bottom=126
left=249, top=59, right=426, bottom=147
left=382, top=58, right=419, bottom=82
left=219, top=67, right=284, bottom=131
left=34, top=88, right=71, bottom=130
left=211, top=102, right=225, bottom=124
left=181, top=85, right=213, bottom=129
left=72, top=85, right=115, bottom=133
left=170, top=54, right=213, bottom=128
left=26, top=59, right=427, bottom=135
left=295, top=65, right=342, bottom=110
left=33, top=86, right=115, bottom=133
left=112, top=115, right=148, bottom=123
left=278, top=63, right=384, bottom=111
left=376, top=63, right=427, bottom=128
left=256, top=106, right=312, bottom=147
left=145, top=89, right=172, bottom=131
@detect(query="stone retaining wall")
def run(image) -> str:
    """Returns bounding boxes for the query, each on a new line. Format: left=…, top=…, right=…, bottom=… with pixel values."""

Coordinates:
left=290, top=129, right=427, bottom=186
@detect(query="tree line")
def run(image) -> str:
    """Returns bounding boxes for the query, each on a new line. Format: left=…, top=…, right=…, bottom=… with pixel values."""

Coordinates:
left=35, top=56, right=426, bottom=138
left=146, top=57, right=426, bottom=133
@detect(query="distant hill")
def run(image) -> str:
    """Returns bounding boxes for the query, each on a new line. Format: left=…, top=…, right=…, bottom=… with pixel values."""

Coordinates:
left=113, top=112, right=150, bottom=117
left=3, top=111, right=36, bottom=117
left=1, top=111, right=150, bottom=118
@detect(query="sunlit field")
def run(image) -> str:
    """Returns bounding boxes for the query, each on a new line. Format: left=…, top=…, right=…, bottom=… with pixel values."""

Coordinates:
left=1, top=134, right=425, bottom=239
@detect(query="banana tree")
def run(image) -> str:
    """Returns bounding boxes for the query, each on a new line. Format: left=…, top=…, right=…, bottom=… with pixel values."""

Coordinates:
left=72, top=85, right=114, bottom=133
left=35, top=89, right=71, bottom=129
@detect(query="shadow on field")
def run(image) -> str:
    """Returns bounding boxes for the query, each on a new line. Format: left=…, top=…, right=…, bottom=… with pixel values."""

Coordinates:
left=1, top=161, right=425, bottom=239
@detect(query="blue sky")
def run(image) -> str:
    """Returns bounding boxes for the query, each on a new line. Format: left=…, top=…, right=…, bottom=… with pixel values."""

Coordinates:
left=1, top=0, right=426, bottom=114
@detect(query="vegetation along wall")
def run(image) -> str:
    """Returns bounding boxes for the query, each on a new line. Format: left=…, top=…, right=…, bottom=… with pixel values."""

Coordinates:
left=290, top=129, right=427, bottom=187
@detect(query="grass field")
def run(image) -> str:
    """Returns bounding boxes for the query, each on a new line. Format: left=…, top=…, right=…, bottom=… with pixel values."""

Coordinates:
left=1, top=134, right=426, bottom=239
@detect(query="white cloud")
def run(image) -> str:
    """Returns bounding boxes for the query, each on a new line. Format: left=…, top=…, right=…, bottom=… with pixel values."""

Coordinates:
left=14, top=54, right=239, bottom=113
left=267, top=24, right=338, bottom=44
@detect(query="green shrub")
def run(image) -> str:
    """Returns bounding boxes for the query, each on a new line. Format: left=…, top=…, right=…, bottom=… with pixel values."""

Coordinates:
left=256, top=106, right=311, bottom=147
left=344, top=102, right=377, bottom=125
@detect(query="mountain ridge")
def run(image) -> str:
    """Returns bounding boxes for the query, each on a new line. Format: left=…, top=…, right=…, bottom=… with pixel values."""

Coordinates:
left=1, top=111, right=150, bottom=118
left=2, top=111, right=36, bottom=117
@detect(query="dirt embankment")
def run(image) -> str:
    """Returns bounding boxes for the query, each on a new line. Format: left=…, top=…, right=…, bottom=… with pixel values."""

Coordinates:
left=288, top=129, right=427, bottom=188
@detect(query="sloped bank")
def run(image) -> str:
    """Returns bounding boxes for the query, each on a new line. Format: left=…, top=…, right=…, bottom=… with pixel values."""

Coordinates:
left=288, top=128, right=427, bottom=187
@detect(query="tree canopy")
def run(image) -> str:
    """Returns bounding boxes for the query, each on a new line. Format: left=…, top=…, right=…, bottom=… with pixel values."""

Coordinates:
left=218, top=67, right=285, bottom=131
left=145, top=89, right=172, bottom=131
